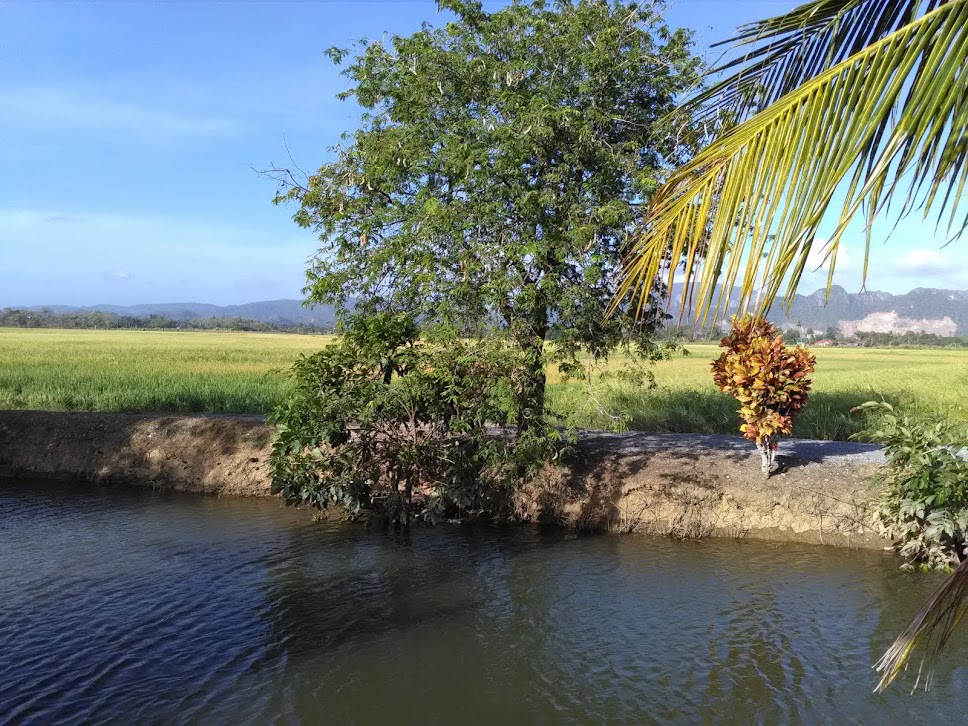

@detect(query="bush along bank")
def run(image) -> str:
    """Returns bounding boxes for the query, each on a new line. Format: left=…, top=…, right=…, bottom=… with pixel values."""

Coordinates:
left=854, top=402, right=968, bottom=570
left=711, top=317, right=816, bottom=478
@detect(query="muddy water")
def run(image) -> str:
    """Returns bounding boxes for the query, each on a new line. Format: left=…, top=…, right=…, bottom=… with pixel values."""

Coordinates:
left=1, top=479, right=965, bottom=723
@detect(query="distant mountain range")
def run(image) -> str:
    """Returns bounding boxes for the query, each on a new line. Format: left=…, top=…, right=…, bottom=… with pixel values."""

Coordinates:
left=28, top=300, right=337, bottom=327
left=772, top=286, right=967, bottom=336
left=22, top=285, right=968, bottom=336
left=668, top=285, right=968, bottom=336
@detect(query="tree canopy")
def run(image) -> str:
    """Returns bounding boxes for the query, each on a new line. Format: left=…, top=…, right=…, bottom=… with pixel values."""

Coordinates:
left=271, top=0, right=701, bottom=430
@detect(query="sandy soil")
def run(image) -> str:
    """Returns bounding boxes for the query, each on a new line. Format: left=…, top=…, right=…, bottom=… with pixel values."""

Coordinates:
left=0, top=411, right=889, bottom=548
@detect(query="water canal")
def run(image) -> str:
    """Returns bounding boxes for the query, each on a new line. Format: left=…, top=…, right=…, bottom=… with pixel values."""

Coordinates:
left=1, top=479, right=964, bottom=723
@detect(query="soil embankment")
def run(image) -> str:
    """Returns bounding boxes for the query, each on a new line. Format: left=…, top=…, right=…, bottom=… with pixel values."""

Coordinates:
left=519, top=432, right=886, bottom=548
left=0, top=411, right=272, bottom=497
left=0, top=411, right=888, bottom=548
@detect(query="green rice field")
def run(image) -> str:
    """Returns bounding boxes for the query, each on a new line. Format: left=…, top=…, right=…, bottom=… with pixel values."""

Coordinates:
left=549, top=344, right=968, bottom=440
left=2, top=328, right=966, bottom=440
left=0, top=329, right=329, bottom=414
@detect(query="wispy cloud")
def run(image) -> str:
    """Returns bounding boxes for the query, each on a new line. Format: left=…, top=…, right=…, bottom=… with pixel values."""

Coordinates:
left=0, top=83, right=245, bottom=142
left=882, top=247, right=968, bottom=289
left=805, top=237, right=855, bottom=274
left=893, top=249, right=948, bottom=276
left=0, top=208, right=314, bottom=306
left=778, top=237, right=857, bottom=293
left=0, top=55, right=350, bottom=145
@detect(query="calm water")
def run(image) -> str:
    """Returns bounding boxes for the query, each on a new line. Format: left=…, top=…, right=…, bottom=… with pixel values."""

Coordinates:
left=1, top=479, right=966, bottom=723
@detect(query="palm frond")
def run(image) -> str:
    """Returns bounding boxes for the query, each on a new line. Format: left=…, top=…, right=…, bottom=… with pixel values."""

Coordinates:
left=693, top=0, right=952, bottom=122
left=875, top=557, right=968, bottom=692
left=618, top=0, right=968, bottom=325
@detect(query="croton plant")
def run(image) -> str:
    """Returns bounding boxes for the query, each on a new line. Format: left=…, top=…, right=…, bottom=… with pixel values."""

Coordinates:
left=711, top=316, right=816, bottom=477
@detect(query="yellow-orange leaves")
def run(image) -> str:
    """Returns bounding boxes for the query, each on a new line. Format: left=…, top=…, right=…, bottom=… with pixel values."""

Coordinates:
left=711, top=316, right=816, bottom=444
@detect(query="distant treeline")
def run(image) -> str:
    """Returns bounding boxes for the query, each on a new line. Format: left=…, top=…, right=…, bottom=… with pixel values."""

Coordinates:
left=4, top=308, right=965, bottom=347
left=851, top=330, right=968, bottom=348
left=0, top=308, right=333, bottom=334
left=657, top=325, right=968, bottom=348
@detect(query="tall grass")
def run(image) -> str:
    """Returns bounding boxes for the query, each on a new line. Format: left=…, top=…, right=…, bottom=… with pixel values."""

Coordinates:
left=0, top=329, right=330, bottom=414
left=547, top=344, right=968, bottom=440
left=1, top=331, right=965, bottom=440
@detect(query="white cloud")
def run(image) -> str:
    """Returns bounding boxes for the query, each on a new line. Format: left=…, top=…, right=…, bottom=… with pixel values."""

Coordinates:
left=878, top=246, right=968, bottom=290
left=806, top=237, right=854, bottom=272
left=894, top=249, right=947, bottom=275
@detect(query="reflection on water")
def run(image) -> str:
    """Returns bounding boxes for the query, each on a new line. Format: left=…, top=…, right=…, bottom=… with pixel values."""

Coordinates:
left=1, top=479, right=965, bottom=723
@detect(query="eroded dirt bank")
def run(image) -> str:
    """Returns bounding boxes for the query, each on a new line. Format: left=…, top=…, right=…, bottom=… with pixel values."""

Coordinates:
left=519, top=432, right=887, bottom=548
left=0, top=411, right=273, bottom=497
left=0, top=411, right=888, bottom=548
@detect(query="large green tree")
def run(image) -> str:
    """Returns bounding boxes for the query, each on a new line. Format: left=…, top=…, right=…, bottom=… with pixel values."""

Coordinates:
left=615, top=0, right=967, bottom=691
left=270, top=0, right=700, bottom=433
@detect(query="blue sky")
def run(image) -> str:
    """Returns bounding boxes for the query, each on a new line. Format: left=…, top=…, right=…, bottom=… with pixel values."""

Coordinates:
left=0, top=0, right=964, bottom=307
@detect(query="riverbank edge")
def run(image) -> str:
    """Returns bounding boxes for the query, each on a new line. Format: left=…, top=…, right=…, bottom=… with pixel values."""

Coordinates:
left=0, top=410, right=891, bottom=549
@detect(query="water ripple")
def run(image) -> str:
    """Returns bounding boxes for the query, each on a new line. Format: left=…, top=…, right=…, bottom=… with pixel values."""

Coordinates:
left=1, top=479, right=966, bottom=723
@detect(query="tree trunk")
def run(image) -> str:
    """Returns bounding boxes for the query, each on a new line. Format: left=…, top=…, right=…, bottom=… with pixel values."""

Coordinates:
left=516, top=338, right=547, bottom=435
left=514, top=289, right=549, bottom=436
left=756, top=436, right=778, bottom=478
left=403, top=476, right=412, bottom=528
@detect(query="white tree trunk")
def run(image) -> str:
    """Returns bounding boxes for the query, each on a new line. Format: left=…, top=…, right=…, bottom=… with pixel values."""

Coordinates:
left=757, top=436, right=778, bottom=478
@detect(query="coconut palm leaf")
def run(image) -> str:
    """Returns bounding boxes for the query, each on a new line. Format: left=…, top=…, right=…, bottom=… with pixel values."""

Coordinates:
left=617, top=0, right=968, bottom=325
left=874, top=557, right=968, bottom=692
left=693, top=0, right=950, bottom=122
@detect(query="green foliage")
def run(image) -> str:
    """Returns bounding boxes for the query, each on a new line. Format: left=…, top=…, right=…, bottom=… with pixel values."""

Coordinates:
left=268, top=314, right=560, bottom=524
left=269, top=0, right=702, bottom=429
left=5, top=331, right=967, bottom=441
left=549, top=337, right=680, bottom=433
left=853, top=401, right=968, bottom=570
left=711, top=317, right=815, bottom=444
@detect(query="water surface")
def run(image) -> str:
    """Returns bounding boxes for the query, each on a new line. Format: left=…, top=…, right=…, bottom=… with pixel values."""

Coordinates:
left=1, top=479, right=965, bottom=723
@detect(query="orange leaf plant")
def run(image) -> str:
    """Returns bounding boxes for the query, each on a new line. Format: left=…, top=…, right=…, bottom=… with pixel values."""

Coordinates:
left=711, top=316, right=816, bottom=477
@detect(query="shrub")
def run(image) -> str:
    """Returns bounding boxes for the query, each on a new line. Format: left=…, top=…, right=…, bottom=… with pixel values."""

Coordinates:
left=853, top=401, right=968, bottom=569
left=711, top=316, right=816, bottom=477
left=268, top=313, right=560, bottom=526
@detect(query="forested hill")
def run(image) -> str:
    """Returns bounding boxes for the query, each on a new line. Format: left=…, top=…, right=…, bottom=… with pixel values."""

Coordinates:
left=777, top=286, right=967, bottom=336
